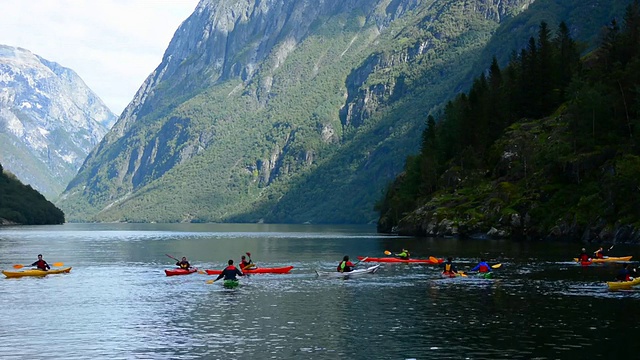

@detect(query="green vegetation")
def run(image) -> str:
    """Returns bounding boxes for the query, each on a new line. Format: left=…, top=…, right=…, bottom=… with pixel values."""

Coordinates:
left=0, top=162, right=65, bottom=225
left=378, top=1, right=640, bottom=240
left=58, top=0, right=634, bottom=227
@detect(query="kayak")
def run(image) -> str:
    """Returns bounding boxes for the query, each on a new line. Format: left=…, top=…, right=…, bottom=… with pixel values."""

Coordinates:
left=475, top=272, right=493, bottom=279
left=357, top=256, right=443, bottom=264
left=164, top=268, right=198, bottom=276
left=573, top=256, right=632, bottom=263
left=223, top=279, right=240, bottom=288
left=607, top=277, right=640, bottom=290
left=2, top=267, right=72, bottom=278
left=205, top=265, right=293, bottom=275
left=316, top=264, right=380, bottom=278
left=441, top=272, right=458, bottom=278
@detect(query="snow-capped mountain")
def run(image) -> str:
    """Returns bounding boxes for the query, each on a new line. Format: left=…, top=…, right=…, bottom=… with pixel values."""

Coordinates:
left=0, top=44, right=117, bottom=199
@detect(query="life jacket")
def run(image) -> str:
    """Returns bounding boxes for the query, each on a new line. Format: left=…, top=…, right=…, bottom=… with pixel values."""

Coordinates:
left=337, top=261, right=351, bottom=272
left=226, top=265, right=237, bottom=271
left=443, top=263, right=453, bottom=274
left=240, top=260, right=251, bottom=269
left=579, top=253, right=590, bottom=262
left=35, top=260, right=48, bottom=270
left=178, top=261, right=189, bottom=269
left=595, top=251, right=604, bottom=259
left=478, top=264, right=490, bottom=273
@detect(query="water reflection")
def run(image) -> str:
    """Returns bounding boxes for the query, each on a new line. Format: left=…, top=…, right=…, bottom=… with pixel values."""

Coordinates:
left=1, top=224, right=640, bottom=358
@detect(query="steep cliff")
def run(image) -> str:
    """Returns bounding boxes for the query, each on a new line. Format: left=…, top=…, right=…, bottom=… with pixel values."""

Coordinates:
left=0, top=45, right=116, bottom=199
left=58, top=0, right=534, bottom=223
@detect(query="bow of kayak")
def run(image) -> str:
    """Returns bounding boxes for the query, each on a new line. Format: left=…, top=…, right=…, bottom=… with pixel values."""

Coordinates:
left=164, top=268, right=198, bottom=276
left=607, top=277, right=640, bottom=290
left=2, top=267, right=72, bottom=278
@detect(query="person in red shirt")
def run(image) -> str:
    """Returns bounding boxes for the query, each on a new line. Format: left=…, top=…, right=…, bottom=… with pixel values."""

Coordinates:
left=337, top=255, right=355, bottom=272
left=578, top=248, right=590, bottom=262
left=31, top=254, right=50, bottom=271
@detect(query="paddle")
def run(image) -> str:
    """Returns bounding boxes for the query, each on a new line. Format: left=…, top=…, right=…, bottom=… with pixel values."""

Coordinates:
left=491, top=263, right=502, bottom=269
left=165, top=254, right=179, bottom=261
left=384, top=250, right=392, bottom=256
left=205, top=279, right=217, bottom=284
left=353, top=257, right=368, bottom=267
left=429, top=256, right=439, bottom=264
left=13, top=262, right=64, bottom=269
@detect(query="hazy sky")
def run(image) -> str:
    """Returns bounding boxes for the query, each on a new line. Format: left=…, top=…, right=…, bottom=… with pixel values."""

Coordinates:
left=0, top=0, right=200, bottom=116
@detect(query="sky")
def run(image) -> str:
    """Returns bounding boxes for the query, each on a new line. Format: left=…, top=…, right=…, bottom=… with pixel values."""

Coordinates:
left=0, top=0, right=200, bottom=116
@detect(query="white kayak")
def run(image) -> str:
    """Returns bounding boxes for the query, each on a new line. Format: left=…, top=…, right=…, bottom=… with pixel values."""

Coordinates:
left=315, top=264, right=381, bottom=278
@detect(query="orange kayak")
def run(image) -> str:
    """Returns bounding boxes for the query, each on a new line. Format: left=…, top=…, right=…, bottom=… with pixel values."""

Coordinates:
left=573, top=256, right=632, bottom=263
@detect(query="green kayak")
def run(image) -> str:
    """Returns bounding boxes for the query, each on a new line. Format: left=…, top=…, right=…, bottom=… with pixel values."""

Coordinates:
left=223, top=279, right=239, bottom=288
left=476, top=272, right=492, bottom=279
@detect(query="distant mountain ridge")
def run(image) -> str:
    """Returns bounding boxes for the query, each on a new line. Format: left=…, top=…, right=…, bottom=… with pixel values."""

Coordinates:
left=0, top=45, right=116, bottom=199
left=57, top=0, right=632, bottom=224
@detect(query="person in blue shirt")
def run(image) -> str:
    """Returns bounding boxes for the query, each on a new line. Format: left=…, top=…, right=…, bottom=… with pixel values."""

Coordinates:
left=616, top=263, right=632, bottom=282
left=215, top=259, right=244, bottom=282
left=471, top=259, right=491, bottom=273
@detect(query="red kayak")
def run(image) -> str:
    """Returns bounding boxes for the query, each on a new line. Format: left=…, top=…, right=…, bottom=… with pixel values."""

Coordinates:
left=357, top=256, right=443, bottom=264
left=204, top=266, right=294, bottom=275
left=164, top=268, right=198, bottom=276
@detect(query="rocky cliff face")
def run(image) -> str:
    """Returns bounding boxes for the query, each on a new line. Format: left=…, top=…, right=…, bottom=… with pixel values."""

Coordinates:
left=59, top=0, right=535, bottom=223
left=0, top=45, right=116, bottom=199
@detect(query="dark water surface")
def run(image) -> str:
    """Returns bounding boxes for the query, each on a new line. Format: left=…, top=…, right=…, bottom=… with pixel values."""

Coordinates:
left=1, top=223, right=639, bottom=359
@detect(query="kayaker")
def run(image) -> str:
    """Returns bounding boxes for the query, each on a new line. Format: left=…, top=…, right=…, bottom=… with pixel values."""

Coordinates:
left=441, top=257, right=458, bottom=276
left=470, top=259, right=491, bottom=273
left=215, top=259, right=244, bottom=281
left=593, top=247, right=606, bottom=259
left=337, top=255, right=355, bottom=272
left=396, top=249, right=410, bottom=259
left=31, top=254, right=50, bottom=271
left=577, top=248, right=590, bottom=262
left=616, top=263, right=632, bottom=281
left=175, top=257, right=191, bottom=269
left=240, top=253, right=255, bottom=270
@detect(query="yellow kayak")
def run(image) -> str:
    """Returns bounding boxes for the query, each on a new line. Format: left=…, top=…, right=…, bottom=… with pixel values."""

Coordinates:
left=573, top=256, right=632, bottom=263
left=2, top=267, right=72, bottom=278
left=607, top=277, right=640, bottom=290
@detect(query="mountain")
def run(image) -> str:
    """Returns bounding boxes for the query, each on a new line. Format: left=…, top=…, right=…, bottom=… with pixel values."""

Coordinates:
left=57, top=0, right=629, bottom=224
left=0, top=45, right=117, bottom=200
left=0, top=162, right=65, bottom=225
left=377, top=1, right=640, bottom=242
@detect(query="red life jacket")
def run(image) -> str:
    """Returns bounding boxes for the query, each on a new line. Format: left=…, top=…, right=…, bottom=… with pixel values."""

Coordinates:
left=478, top=264, right=490, bottom=273
left=579, top=253, right=590, bottom=262
left=35, top=260, right=48, bottom=270
left=225, top=265, right=237, bottom=271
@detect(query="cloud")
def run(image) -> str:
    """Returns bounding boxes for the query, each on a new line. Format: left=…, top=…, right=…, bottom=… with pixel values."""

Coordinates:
left=0, top=0, right=199, bottom=116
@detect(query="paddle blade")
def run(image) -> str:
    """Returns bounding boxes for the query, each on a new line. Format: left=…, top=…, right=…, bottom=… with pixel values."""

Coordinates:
left=459, top=272, right=467, bottom=277
left=198, top=270, right=207, bottom=275
left=491, top=263, right=502, bottom=269
left=429, top=256, right=439, bottom=263
left=384, top=250, right=391, bottom=255
left=205, top=279, right=216, bottom=284
left=12, top=264, right=24, bottom=269
left=52, top=262, right=64, bottom=267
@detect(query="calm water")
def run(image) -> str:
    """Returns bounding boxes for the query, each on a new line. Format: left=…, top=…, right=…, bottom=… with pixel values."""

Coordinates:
left=1, top=223, right=639, bottom=359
